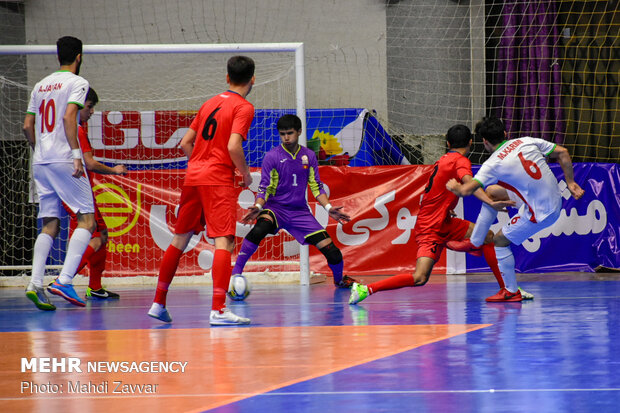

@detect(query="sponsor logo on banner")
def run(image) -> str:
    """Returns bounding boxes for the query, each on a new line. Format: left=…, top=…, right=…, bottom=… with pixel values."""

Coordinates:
left=87, top=111, right=195, bottom=164
left=94, top=183, right=142, bottom=237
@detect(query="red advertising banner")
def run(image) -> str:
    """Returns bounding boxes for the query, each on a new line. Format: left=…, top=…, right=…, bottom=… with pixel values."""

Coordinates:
left=90, top=165, right=446, bottom=278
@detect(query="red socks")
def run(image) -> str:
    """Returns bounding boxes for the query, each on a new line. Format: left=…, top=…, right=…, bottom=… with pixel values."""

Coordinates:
left=212, top=249, right=232, bottom=312
left=481, top=243, right=505, bottom=289
left=76, top=245, right=96, bottom=275
left=87, top=247, right=107, bottom=290
left=154, top=245, right=184, bottom=306
left=367, top=273, right=415, bottom=294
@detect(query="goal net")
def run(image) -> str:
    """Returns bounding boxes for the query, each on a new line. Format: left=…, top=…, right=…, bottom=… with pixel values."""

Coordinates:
left=1, top=0, right=617, bottom=279
left=0, top=43, right=317, bottom=282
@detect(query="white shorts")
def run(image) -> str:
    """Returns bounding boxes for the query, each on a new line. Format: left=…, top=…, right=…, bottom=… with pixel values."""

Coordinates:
left=502, top=205, right=561, bottom=246
left=33, top=162, right=94, bottom=218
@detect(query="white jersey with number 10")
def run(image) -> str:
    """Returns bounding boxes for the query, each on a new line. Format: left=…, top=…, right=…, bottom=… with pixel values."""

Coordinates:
left=473, top=136, right=561, bottom=223
left=26, top=70, right=89, bottom=165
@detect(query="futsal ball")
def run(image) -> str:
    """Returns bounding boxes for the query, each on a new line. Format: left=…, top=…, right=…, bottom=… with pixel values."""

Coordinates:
left=227, top=274, right=251, bottom=301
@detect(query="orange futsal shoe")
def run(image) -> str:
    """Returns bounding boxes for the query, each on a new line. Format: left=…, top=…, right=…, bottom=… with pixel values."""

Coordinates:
left=485, top=288, right=523, bottom=302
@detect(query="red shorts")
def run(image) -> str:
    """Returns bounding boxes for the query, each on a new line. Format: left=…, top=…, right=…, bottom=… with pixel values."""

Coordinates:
left=415, top=217, right=471, bottom=261
left=174, top=185, right=236, bottom=238
left=65, top=203, right=107, bottom=238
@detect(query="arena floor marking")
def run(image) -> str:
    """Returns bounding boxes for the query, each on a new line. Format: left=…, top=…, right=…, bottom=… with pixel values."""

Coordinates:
left=2, top=324, right=490, bottom=412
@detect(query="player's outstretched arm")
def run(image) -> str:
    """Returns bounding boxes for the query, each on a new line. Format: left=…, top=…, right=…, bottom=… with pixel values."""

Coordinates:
left=551, top=145, right=585, bottom=200
left=328, top=206, right=351, bottom=224
left=446, top=177, right=480, bottom=197
left=316, top=194, right=350, bottom=224
left=83, top=151, right=128, bottom=175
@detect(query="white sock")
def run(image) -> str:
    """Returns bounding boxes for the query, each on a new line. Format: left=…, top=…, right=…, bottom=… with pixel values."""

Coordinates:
left=58, top=227, right=92, bottom=285
left=495, top=246, right=518, bottom=292
left=31, top=233, right=54, bottom=287
left=471, top=203, right=498, bottom=247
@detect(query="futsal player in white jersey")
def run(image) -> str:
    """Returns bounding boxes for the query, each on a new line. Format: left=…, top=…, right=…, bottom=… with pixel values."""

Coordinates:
left=23, top=36, right=95, bottom=310
left=446, top=117, right=584, bottom=301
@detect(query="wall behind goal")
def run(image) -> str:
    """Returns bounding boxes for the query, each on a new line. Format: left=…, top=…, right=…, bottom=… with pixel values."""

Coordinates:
left=20, top=0, right=388, bottom=115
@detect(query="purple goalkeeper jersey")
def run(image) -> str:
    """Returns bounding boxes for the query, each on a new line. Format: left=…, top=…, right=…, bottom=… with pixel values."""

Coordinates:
left=257, top=144, right=327, bottom=209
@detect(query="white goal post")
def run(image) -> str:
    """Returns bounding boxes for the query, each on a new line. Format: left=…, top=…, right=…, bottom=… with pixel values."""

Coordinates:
left=0, top=42, right=312, bottom=285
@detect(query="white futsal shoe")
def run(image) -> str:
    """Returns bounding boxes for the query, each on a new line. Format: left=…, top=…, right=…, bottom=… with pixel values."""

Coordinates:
left=210, top=308, right=250, bottom=326
left=148, top=302, right=172, bottom=323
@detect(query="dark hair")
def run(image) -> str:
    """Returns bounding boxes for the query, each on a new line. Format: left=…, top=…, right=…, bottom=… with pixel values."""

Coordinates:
left=277, top=114, right=302, bottom=131
left=56, top=36, right=83, bottom=66
left=475, top=116, right=506, bottom=145
left=86, top=88, right=98, bottom=105
left=227, top=56, right=255, bottom=85
left=446, top=124, right=472, bottom=149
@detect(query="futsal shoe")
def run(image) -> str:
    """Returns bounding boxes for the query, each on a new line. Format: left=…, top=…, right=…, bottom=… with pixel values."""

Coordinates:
left=336, top=275, right=358, bottom=289
left=485, top=288, right=523, bottom=302
left=48, top=279, right=86, bottom=307
left=25, top=282, right=56, bottom=311
left=349, top=282, right=370, bottom=305
left=147, top=303, right=172, bottom=323
left=518, top=287, right=534, bottom=300
left=86, top=287, right=120, bottom=300
left=209, top=308, right=250, bottom=326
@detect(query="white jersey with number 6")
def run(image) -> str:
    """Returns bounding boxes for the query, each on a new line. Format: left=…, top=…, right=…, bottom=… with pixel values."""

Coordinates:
left=473, top=136, right=561, bottom=223
left=26, top=70, right=89, bottom=165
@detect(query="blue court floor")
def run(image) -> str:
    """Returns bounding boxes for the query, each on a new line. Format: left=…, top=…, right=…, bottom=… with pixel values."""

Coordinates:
left=2, top=272, right=620, bottom=413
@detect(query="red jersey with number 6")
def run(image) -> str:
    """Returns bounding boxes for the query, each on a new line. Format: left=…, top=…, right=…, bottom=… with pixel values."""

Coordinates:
left=415, top=151, right=472, bottom=235
left=184, top=90, right=254, bottom=186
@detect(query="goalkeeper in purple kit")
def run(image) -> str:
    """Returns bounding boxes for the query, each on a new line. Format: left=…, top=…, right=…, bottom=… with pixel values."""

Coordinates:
left=233, top=114, right=357, bottom=288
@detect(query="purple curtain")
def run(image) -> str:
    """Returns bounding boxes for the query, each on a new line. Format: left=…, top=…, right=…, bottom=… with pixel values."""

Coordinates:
left=494, top=0, right=564, bottom=144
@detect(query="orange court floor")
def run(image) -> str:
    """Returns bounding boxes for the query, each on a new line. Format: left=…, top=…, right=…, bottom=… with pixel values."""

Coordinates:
left=1, top=272, right=620, bottom=413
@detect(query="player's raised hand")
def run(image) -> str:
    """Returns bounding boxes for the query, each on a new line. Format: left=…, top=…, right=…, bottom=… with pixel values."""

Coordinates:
left=328, top=206, right=350, bottom=224
left=568, top=182, right=585, bottom=200
left=72, top=158, right=85, bottom=178
left=241, top=205, right=261, bottom=224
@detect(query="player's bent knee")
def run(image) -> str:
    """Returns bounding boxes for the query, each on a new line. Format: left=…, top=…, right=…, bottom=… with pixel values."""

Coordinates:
left=318, top=242, right=342, bottom=265
left=246, top=217, right=276, bottom=245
